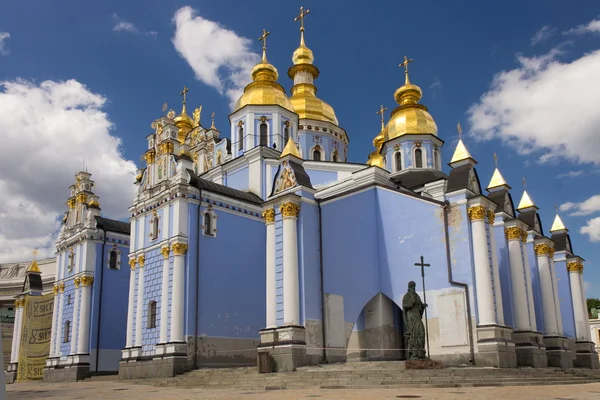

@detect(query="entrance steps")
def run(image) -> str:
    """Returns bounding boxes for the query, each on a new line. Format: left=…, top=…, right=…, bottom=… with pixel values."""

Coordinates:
left=137, top=361, right=600, bottom=390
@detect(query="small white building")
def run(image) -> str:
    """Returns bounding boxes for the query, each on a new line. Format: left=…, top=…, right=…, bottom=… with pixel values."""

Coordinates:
left=590, top=318, right=600, bottom=358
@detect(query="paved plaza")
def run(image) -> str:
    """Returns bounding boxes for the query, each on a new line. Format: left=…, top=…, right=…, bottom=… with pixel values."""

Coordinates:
left=7, top=380, right=600, bottom=400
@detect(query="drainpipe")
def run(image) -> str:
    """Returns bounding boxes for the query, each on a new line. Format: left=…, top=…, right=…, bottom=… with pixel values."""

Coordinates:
left=194, top=189, right=202, bottom=369
left=317, top=200, right=327, bottom=363
left=442, top=201, right=475, bottom=364
left=94, top=226, right=107, bottom=374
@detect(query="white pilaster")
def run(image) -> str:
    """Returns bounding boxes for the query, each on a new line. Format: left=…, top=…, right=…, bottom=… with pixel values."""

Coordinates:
left=170, top=242, right=187, bottom=342
left=135, top=255, right=146, bottom=347
left=49, top=286, right=60, bottom=357
left=578, top=269, right=592, bottom=338
left=77, top=277, right=93, bottom=354
left=55, top=286, right=65, bottom=356
left=162, top=205, right=170, bottom=240
left=129, top=218, right=137, bottom=253
left=522, top=235, right=537, bottom=331
left=534, top=241, right=560, bottom=336
left=245, top=112, right=254, bottom=150
left=281, top=202, right=300, bottom=326
left=172, top=199, right=189, bottom=238
left=70, top=282, right=80, bottom=355
left=488, top=211, right=505, bottom=326
left=505, top=224, right=531, bottom=331
left=125, top=258, right=136, bottom=348
left=137, top=215, right=146, bottom=251
left=468, top=205, right=496, bottom=326
left=568, top=259, right=589, bottom=341
left=263, top=209, right=277, bottom=328
left=550, top=256, right=564, bottom=335
left=159, top=246, right=171, bottom=343
left=10, top=300, right=23, bottom=363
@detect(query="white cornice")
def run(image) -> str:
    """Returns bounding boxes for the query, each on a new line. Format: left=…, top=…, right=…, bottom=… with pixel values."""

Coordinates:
left=314, top=167, right=393, bottom=201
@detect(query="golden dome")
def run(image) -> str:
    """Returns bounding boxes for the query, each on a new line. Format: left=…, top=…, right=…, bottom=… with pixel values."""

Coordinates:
left=234, top=50, right=294, bottom=112
left=288, top=32, right=338, bottom=125
left=385, top=74, right=437, bottom=140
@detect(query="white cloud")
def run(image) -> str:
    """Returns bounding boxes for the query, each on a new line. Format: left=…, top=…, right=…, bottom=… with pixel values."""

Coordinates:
left=113, top=14, right=157, bottom=36
left=564, top=18, right=600, bottom=35
left=467, top=47, right=600, bottom=164
left=0, top=32, right=10, bottom=55
left=581, top=216, right=600, bottom=242
left=556, top=170, right=584, bottom=178
left=560, top=195, right=600, bottom=216
left=531, top=25, right=556, bottom=46
left=171, top=6, right=260, bottom=108
left=0, top=79, right=137, bottom=262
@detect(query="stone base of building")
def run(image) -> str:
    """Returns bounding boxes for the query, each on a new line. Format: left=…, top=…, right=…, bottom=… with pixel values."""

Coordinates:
left=475, top=325, right=517, bottom=368
left=544, top=336, right=573, bottom=369
left=258, top=325, right=308, bottom=372
left=6, top=362, right=17, bottom=383
left=43, top=355, right=91, bottom=382
left=118, top=344, right=191, bottom=380
left=573, top=341, right=600, bottom=369
left=513, top=331, right=548, bottom=368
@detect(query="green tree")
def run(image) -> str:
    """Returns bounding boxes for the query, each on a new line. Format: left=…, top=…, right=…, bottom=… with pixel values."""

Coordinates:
left=587, top=298, right=600, bottom=318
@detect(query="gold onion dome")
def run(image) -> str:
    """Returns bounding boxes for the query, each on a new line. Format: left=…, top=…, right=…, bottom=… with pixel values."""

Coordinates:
left=234, top=30, right=294, bottom=112
left=288, top=16, right=338, bottom=125
left=367, top=105, right=387, bottom=168
left=385, top=58, right=438, bottom=140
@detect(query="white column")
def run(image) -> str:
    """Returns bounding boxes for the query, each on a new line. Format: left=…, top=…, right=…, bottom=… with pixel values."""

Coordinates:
left=159, top=246, right=171, bottom=343
left=468, top=205, right=496, bottom=326
left=10, top=300, right=23, bottom=363
left=535, top=242, right=559, bottom=336
left=488, top=211, right=505, bottom=326
left=170, top=242, right=188, bottom=342
left=70, top=281, right=80, bottom=355
left=125, top=258, right=136, bottom=347
left=521, top=237, right=537, bottom=331
left=129, top=218, right=137, bottom=253
left=578, top=269, right=593, bottom=338
left=568, top=260, right=589, bottom=341
left=280, top=202, right=300, bottom=326
left=550, top=255, right=564, bottom=335
left=55, top=285, right=65, bottom=356
left=77, top=276, right=94, bottom=354
left=263, top=208, right=277, bottom=328
left=505, top=225, right=531, bottom=331
left=135, top=255, right=146, bottom=347
left=49, top=286, right=60, bottom=357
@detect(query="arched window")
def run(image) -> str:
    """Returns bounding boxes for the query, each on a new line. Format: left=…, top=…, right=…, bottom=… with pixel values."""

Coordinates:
left=63, top=320, right=71, bottom=343
left=312, top=147, right=322, bottom=161
left=332, top=151, right=339, bottom=162
left=414, top=148, right=423, bottom=168
left=150, top=213, right=159, bottom=240
left=147, top=301, right=157, bottom=328
left=395, top=152, right=402, bottom=172
left=238, top=127, right=244, bottom=151
left=259, top=123, right=268, bottom=146
left=283, top=127, right=289, bottom=144
left=204, top=212, right=213, bottom=236
left=109, top=250, right=118, bottom=269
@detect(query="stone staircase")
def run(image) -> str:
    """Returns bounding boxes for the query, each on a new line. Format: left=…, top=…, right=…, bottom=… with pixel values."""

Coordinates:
left=140, top=361, right=600, bottom=390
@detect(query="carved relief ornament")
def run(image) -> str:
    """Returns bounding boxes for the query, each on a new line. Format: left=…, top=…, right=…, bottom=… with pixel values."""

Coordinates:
left=467, top=205, right=486, bottom=221
left=74, top=277, right=81, bottom=288
left=534, top=243, right=552, bottom=256
left=137, top=255, right=145, bottom=267
left=505, top=226, right=523, bottom=241
left=161, top=245, right=171, bottom=259
left=59, top=283, right=65, bottom=292
left=487, top=210, right=496, bottom=225
left=280, top=202, right=300, bottom=218
left=80, top=276, right=94, bottom=287
left=128, top=258, right=137, bottom=270
left=567, top=261, right=583, bottom=274
left=172, top=242, right=188, bottom=255
left=262, top=208, right=275, bottom=224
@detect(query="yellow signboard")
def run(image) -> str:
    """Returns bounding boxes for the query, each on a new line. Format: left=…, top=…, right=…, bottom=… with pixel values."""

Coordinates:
left=16, top=293, right=54, bottom=382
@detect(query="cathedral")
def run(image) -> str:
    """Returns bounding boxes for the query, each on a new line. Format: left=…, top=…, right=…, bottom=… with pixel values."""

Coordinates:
left=23, top=8, right=597, bottom=381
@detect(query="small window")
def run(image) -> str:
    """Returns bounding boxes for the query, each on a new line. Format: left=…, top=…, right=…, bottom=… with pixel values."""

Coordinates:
left=284, top=127, right=289, bottom=144
left=67, top=294, right=72, bottom=305
left=332, top=152, right=338, bottom=162
left=259, top=123, right=268, bottom=146
left=414, top=149, right=423, bottom=168
left=150, top=214, right=159, bottom=240
left=238, top=127, right=244, bottom=151
left=63, top=320, right=71, bottom=343
left=204, top=212, right=213, bottom=236
left=109, top=250, right=118, bottom=269
left=395, top=152, right=402, bottom=172
left=313, top=149, right=321, bottom=161
left=147, top=301, right=157, bottom=329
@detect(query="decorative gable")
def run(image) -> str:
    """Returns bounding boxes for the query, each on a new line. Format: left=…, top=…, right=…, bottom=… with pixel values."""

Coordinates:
left=272, top=160, right=298, bottom=196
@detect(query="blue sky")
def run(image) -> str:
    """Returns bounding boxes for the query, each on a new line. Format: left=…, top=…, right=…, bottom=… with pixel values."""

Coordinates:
left=1, top=1, right=599, bottom=296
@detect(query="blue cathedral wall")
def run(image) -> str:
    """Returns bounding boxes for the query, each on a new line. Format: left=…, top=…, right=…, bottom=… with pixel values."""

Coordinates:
left=495, top=225, right=515, bottom=328
left=299, top=200, right=322, bottom=323
left=321, top=187, right=468, bottom=326
left=555, top=257, right=576, bottom=338
left=226, top=166, right=250, bottom=192
left=59, top=279, right=76, bottom=356
left=187, top=203, right=266, bottom=340
left=526, top=242, right=545, bottom=333
left=140, top=248, right=162, bottom=356
left=90, top=240, right=130, bottom=371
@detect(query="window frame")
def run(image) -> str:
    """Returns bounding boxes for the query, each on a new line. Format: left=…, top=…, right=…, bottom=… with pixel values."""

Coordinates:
left=259, top=123, right=268, bottom=147
left=147, top=301, right=157, bottom=329
left=63, top=320, right=71, bottom=343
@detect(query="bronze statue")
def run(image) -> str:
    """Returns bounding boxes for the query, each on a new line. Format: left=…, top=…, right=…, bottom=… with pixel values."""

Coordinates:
left=402, top=280, right=427, bottom=359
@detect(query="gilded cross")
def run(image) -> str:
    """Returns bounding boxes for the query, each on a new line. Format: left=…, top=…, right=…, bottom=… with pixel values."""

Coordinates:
left=376, top=105, right=388, bottom=129
left=399, top=55, right=413, bottom=75
left=259, top=28, right=270, bottom=51
left=180, top=86, right=189, bottom=106
left=295, top=6, right=310, bottom=32
left=457, top=122, right=463, bottom=140
left=522, top=176, right=526, bottom=189
left=494, top=152, right=498, bottom=168
left=414, top=255, right=431, bottom=359
left=211, top=111, right=216, bottom=126
left=32, top=249, right=38, bottom=259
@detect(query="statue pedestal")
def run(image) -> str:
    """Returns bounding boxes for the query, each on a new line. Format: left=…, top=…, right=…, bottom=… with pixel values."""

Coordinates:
left=257, top=326, right=307, bottom=372
left=573, top=341, right=600, bottom=369
left=476, top=325, right=517, bottom=368
left=513, top=330, right=547, bottom=368
left=544, top=336, right=572, bottom=369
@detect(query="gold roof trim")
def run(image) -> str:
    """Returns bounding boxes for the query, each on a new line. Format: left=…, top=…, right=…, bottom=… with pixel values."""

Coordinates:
left=517, top=190, right=537, bottom=210
left=550, top=214, right=568, bottom=232
left=280, top=137, right=302, bottom=159
left=450, top=140, right=474, bottom=164
left=487, top=168, right=510, bottom=189
left=27, top=259, right=41, bottom=273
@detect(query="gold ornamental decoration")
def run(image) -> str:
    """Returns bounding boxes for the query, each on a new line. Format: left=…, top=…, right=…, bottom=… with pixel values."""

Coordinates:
left=467, top=205, right=486, bottom=221
left=280, top=202, right=300, bottom=218
left=19, top=298, right=25, bottom=307
left=161, top=245, right=171, bottom=259
left=159, top=142, right=174, bottom=155
left=144, top=150, right=156, bottom=164
left=534, top=244, right=551, bottom=256
left=172, top=242, right=188, bottom=255
left=80, top=276, right=94, bottom=287
left=505, top=226, right=522, bottom=241
left=521, top=229, right=528, bottom=243
left=67, top=198, right=76, bottom=209
left=74, top=277, right=81, bottom=288
left=59, top=283, right=65, bottom=292
left=567, top=261, right=583, bottom=274
left=14, top=300, right=19, bottom=308
left=262, top=208, right=275, bottom=223
left=76, top=193, right=87, bottom=204
left=53, top=286, right=59, bottom=295
left=137, top=255, right=145, bottom=267
left=128, top=258, right=136, bottom=270
left=487, top=210, right=495, bottom=225
left=549, top=247, right=555, bottom=258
